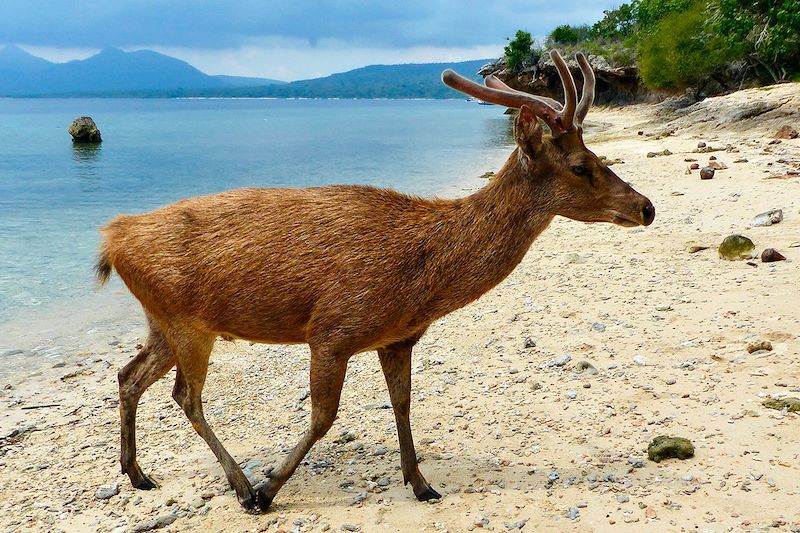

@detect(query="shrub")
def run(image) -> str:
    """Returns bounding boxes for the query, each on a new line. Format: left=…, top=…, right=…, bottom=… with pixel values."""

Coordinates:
left=504, top=30, right=533, bottom=71
left=549, top=24, right=592, bottom=44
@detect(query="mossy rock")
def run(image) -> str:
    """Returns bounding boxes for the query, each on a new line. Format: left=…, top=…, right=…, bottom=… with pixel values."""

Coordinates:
left=647, top=436, right=695, bottom=462
left=762, top=398, right=800, bottom=412
left=68, top=116, right=102, bottom=144
left=718, top=234, right=755, bottom=261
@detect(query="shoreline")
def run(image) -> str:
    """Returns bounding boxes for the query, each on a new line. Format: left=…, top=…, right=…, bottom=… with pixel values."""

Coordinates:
left=2, top=87, right=799, bottom=532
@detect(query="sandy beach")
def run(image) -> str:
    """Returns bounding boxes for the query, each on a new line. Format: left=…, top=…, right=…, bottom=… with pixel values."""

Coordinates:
left=1, top=85, right=799, bottom=533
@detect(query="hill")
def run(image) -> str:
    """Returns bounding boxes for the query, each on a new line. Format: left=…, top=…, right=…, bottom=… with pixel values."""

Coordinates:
left=0, top=46, right=285, bottom=96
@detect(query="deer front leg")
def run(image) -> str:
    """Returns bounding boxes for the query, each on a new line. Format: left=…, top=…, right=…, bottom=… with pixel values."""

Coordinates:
left=378, top=343, right=441, bottom=501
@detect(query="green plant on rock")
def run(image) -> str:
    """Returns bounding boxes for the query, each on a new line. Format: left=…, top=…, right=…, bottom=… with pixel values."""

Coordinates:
left=504, top=30, right=533, bottom=71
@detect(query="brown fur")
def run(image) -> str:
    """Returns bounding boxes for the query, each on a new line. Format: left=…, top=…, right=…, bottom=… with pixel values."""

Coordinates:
left=100, top=106, right=653, bottom=512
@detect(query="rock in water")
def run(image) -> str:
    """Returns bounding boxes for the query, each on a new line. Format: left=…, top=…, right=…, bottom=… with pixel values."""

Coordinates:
left=718, top=235, right=755, bottom=260
left=751, top=209, right=783, bottom=227
left=68, top=116, right=102, bottom=143
left=761, top=248, right=786, bottom=262
left=647, top=436, right=695, bottom=462
left=762, top=397, right=800, bottom=412
left=699, top=167, right=714, bottom=180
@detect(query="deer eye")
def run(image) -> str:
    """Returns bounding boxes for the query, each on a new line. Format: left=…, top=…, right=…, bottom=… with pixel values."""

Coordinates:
left=572, top=165, right=588, bottom=176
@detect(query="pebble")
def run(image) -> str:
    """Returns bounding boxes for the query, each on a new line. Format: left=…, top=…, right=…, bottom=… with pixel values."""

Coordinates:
left=747, top=340, right=773, bottom=353
left=700, top=166, right=714, bottom=179
left=575, top=360, right=597, bottom=374
left=95, top=484, right=119, bottom=500
left=566, top=390, right=577, bottom=400
left=351, top=492, right=367, bottom=505
left=617, top=494, right=630, bottom=503
left=341, top=525, right=360, bottom=532
left=592, top=322, right=606, bottom=332
left=751, top=209, right=783, bottom=227
left=633, top=356, right=647, bottom=366
left=523, top=337, right=536, bottom=349
left=761, top=248, right=786, bottom=262
left=131, top=514, right=178, bottom=532
left=566, top=507, right=579, bottom=520
left=545, top=355, right=571, bottom=367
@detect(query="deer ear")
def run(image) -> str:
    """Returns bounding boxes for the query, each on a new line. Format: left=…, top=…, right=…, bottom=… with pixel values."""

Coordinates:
left=514, top=104, right=543, bottom=159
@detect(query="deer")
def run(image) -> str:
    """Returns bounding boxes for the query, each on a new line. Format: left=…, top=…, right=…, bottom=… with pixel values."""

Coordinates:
left=95, top=50, right=655, bottom=513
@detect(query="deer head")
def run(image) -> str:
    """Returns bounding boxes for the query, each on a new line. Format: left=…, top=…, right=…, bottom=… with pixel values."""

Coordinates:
left=442, top=50, right=655, bottom=227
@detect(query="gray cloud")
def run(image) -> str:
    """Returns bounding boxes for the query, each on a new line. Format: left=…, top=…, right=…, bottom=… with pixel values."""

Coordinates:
left=1, top=0, right=612, bottom=49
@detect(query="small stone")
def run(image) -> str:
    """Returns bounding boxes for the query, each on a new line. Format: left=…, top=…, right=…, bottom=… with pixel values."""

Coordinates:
left=718, top=235, right=755, bottom=261
left=633, top=355, right=647, bottom=366
left=774, top=125, right=798, bottom=139
left=761, top=248, right=786, bottom=262
left=95, top=484, right=119, bottom=500
left=341, top=525, right=360, bottom=532
left=685, top=241, right=710, bottom=253
left=697, top=141, right=706, bottom=148
left=545, top=355, right=571, bottom=367
left=647, top=436, right=695, bottom=462
left=617, top=494, right=630, bottom=503
left=574, top=360, right=597, bottom=374
left=567, top=507, right=579, bottom=520
left=645, top=507, right=657, bottom=519
left=592, top=322, right=606, bottom=332
left=747, top=341, right=773, bottom=354
left=131, top=514, right=178, bottom=532
left=189, top=497, right=205, bottom=509
left=627, top=457, right=645, bottom=468
left=751, top=209, right=783, bottom=227
left=689, top=162, right=700, bottom=170
left=700, top=167, right=714, bottom=180
left=655, top=304, right=672, bottom=312
left=523, top=337, right=536, bottom=349
left=762, top=397, right=800, bottom=412
left=351, top=492, right=367, bottom=505
left=548, top=470, right=560, bottom=481
left=566, top=390, right=577, bottom=400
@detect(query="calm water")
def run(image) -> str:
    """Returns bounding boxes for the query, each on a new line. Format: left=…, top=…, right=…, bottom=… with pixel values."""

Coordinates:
left=0, top=98, right=513, bottom=364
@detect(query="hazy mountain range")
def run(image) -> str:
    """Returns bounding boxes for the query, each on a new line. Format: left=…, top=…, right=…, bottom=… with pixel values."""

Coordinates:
left=0, top=45, right=489, bottom=98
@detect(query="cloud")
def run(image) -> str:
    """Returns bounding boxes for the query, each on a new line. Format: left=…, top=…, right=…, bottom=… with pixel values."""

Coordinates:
left=1, top=0, right=612, bottom=50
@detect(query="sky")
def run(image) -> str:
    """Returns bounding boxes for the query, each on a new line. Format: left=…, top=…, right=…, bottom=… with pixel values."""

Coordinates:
left=1, top=1, right=617, bottom=81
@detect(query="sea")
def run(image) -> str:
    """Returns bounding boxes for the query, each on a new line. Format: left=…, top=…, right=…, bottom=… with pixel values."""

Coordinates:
left=0, top=98, right=514, bottom=374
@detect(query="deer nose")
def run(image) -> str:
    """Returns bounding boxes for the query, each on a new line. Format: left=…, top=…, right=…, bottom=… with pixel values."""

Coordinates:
left=641, top=202, right=655, bottom=226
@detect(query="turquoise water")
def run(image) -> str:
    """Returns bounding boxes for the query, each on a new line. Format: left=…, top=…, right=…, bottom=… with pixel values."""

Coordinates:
left=0, top=98, right=513, bottom=363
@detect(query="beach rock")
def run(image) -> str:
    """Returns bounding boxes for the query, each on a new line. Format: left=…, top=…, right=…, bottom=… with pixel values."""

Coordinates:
left=718, top=235, right=755, bottom=260
left=761, top=248, right=786, bottom=262
left=707, top=160, right=727, bottom=170
left=68, top=116, right=102, bottom=144
left=685, top=241, right=710, bottom=253
left=751, top=209, right=783, bottom=227
left=747, top=340, right=773, bottom=353
left=774, top=125, right=798, bottom=139
left=95, top=484, right=119, bottom=500
left=699, top=167, right=714, bottom=180
left=697, top=141, right=706, bottom=149
left=647, top=436, right=695, bottom=462
left=762, top=397, right=800, bottom=412
left=523, top=337, right=536, bottom=349
left=689, top=162, right=700, bottom=170
left=130, top=513, right=178, bottom=532
left=647, top=149, right=672, bottom=158
left=575, top=360, right=597, bottom=374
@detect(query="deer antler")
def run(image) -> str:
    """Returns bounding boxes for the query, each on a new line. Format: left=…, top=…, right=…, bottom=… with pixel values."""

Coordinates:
left=575, top=52, right=595, bottom=126
left=443, top=50, right=597, bottom=135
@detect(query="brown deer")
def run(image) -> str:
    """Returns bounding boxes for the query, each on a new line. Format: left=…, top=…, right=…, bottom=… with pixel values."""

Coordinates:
left=96, top=50, right=654, bottom=513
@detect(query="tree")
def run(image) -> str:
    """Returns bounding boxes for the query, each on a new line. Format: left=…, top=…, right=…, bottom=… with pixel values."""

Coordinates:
left=714, top=0, right=800, bottom=81
left=549, top=24, right=592, bottom=44
left=504, top=30, right=533, bottom=71
left=591, top=3, right=638, bottom=40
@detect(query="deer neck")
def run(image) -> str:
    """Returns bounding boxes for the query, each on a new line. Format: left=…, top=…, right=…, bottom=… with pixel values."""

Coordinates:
left=432, top=149, right=555, bottom=306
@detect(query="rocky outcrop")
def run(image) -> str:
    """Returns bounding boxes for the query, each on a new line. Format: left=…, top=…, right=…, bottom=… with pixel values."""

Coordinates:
left=68, top=116, right=102, bottom=143
left=478, top=54, right=641, bottom=104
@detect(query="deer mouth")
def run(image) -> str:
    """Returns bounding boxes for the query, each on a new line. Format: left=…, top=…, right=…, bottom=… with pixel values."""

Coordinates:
left=608, top=211, right=642, bottom=227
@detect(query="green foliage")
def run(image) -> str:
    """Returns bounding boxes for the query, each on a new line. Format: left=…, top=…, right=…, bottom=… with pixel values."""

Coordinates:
left=714, top=0, right=800, bottom=80
left=638, top=2, right=737, bottom=89
left=549, top=24, right=592, bottom=44
left=635, top=0, right=696, bottom=33
left=591, top=3, right=638, bottom=40
left=504, top=30, right=534, bottom=70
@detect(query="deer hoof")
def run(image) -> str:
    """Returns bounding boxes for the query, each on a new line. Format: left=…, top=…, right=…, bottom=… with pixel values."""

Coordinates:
left=414, top=486, right=442, bottom=501
left=131, top=474, right=159, bottom=491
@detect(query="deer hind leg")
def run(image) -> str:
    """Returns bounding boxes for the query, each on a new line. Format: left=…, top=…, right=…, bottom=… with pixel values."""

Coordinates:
left=167, top=329, right=263, bottom=512
left=254, top=345, right=350, bottom=510
left=118, top=319, right=175, bottom=490
left=378, top=340, right=441, bottom=501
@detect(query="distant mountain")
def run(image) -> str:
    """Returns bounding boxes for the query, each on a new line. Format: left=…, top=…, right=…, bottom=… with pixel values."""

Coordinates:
left=103, top=60, right=493, bottom=99
left=0, top=46, right=285, bottom=96
left=0, top=46, right=489, bottom=98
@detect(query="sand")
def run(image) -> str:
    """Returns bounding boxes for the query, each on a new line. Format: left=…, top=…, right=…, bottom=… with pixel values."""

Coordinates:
left=1, top=84, right=799, bottom=533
